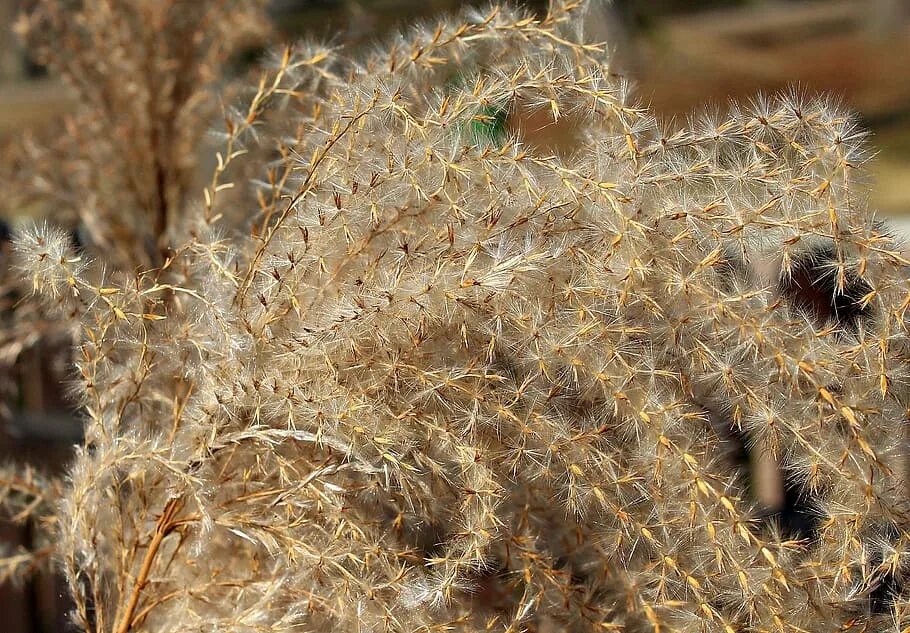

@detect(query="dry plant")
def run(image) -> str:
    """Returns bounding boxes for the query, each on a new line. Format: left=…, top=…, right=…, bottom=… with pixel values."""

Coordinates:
left=4, top=1, right=910, bottom=632
left=11, top=0, right=270, bottom=268
left=0, top=0, right=269, bottom=424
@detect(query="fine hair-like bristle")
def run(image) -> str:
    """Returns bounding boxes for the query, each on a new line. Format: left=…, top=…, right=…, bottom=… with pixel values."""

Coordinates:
left=3, top=2, right=910, bottom=632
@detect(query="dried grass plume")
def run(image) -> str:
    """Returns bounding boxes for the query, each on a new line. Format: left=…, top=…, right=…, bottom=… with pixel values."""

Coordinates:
left=4, top=1, right=910, bottom=632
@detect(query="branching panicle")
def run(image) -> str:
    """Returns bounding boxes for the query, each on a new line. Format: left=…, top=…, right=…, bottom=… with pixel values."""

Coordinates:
left=4, top=1, right=910, bottom=632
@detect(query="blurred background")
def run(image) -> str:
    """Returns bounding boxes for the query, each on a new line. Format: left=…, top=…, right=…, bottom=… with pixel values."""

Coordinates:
left=0, top=0, right=908, bottom=630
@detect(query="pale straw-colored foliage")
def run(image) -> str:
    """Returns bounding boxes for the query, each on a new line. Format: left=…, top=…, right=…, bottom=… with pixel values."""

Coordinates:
left=5, top=1, right=910, bottom=632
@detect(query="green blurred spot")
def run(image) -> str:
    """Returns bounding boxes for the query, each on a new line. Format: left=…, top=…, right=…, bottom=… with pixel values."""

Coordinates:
left=470, top=105, right=508, bottom=147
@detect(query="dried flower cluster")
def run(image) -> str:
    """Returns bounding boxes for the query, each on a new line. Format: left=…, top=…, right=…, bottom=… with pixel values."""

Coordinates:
left=5, top=1, right=910, bottom=632
left=0, top=0, right=269, bottom=425
left=11, top=0, right=269, bottom=267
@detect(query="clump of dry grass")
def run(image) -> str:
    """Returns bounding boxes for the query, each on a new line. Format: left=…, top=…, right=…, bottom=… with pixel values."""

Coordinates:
left=4, top=1, right=910, bottom=632
left=0, top=0, right=269, bottom=432
left=12, top=0, right=269, bottom=268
